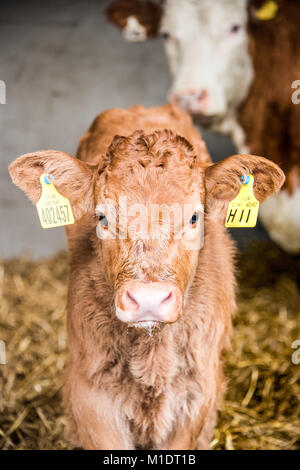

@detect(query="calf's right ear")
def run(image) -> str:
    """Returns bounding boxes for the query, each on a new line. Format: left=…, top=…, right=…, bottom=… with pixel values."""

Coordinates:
left=205, top=153, right=285, bottom=208
left=9, top=150, right=97, bottom=221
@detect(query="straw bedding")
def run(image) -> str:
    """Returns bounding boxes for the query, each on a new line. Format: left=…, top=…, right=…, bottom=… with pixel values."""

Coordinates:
left=0, top=242, right=299, bottom=450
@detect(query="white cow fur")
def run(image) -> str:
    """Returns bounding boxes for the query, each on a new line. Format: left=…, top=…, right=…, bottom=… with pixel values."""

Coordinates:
left=259, top=189, right=300, bottom=254
left=124, top=16, right=147, bottom=42
left=161, top=0, right=253, bottom=121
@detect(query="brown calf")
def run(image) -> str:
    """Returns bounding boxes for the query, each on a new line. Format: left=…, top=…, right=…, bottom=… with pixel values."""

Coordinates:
left=9, top=105, right=284, bottom=449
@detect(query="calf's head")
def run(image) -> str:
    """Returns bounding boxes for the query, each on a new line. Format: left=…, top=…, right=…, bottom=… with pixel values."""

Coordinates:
left=9, top=130, right=284, bottom=329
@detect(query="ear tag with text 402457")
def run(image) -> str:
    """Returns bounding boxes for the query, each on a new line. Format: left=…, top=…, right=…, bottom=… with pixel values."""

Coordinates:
left=225, top=174, right=259, bottom=228
left=36, top=174, right=74, bottom=229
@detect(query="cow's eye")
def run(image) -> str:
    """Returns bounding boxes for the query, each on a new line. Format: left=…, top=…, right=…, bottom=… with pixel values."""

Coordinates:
left=230, top=24, right=241, bottom=34
left=189, top=213, right=199, bottom=226
left=98, top=213, right=108, bottom=227
left=161, top=32, right=170, bottom=40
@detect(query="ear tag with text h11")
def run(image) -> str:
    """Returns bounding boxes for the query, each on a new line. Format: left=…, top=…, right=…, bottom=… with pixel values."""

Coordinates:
left=225, top=174, right=259, bottom=228
left=36, top=174, right=75, bottom=229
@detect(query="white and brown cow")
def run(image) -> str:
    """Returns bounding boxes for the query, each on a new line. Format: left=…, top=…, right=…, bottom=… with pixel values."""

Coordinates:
left=106, top=0, right=300, bottom=253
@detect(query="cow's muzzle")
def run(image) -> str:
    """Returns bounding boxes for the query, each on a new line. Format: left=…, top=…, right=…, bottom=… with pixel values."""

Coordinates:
left=170, top=89, right=209, bottom=115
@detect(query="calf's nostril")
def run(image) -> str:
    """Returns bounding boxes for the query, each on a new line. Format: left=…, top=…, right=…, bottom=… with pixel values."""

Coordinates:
left=161, top=291, right=172, bottom=304
left=126, top=290, right=139, bottom=307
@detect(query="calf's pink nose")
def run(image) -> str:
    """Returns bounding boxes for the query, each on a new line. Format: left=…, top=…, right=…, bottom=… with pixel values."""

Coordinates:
left=115, top=281, right=182, bottom=324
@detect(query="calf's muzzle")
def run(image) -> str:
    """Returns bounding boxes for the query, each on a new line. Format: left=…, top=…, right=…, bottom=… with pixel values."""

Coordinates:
left=115, top=280, right=182, bottom=324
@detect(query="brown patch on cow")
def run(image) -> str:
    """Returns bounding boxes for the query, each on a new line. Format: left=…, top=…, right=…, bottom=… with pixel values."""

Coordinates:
left=106, top=0, right=162, bottom=38
left=239, top=0, right=300, bottom=193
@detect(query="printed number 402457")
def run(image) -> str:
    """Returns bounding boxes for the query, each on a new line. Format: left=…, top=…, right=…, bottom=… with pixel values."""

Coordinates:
left=41, top=204, right=70, bottom=226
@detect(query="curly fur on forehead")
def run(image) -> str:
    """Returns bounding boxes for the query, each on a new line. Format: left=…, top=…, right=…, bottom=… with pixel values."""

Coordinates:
left=105, top=129, right=198, bottom=172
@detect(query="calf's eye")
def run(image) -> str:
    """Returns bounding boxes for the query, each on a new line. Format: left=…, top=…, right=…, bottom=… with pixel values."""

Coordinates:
left=98, top=213, right=108, bottom=227
left=189, top=212, right=199, bottom=226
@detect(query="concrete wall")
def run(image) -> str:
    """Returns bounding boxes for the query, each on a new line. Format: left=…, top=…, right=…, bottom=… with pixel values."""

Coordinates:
left=0, top=0, right=267, bottom=258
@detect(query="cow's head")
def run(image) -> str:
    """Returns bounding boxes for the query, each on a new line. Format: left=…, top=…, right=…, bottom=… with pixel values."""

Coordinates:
left=162, top=0, right=254, bottom=120
left=107, top=0, right=256, bottom=122
left=9, top=131, right=284, bottom=330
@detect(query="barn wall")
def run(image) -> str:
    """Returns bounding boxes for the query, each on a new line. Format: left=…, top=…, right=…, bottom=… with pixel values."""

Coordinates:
left=0, top=0, right=265, bottom=258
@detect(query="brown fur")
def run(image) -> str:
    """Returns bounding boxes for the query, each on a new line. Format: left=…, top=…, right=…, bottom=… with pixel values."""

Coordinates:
left=8, top=104, right=284, bottom=449
left=238, top=0, right=300, bottom=193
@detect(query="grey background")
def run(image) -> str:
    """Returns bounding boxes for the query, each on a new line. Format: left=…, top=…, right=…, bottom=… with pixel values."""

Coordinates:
left=0, top=0, right=267, bottom=258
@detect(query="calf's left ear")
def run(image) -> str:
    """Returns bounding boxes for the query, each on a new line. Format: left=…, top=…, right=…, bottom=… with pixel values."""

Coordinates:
left=9, top=150, right=97, bottom=221
left=205, top=154, right=285, bottom=206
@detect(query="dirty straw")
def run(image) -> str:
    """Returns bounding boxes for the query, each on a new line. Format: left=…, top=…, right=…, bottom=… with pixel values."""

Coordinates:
left=0, top=242, right=299, bottom=450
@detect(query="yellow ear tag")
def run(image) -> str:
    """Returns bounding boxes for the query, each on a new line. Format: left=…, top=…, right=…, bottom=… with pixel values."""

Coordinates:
left=256, top=1, right=278, bottom=21
left=225, top=174, right=259, bottom=228
left=36, top=174, right=75, bottom=229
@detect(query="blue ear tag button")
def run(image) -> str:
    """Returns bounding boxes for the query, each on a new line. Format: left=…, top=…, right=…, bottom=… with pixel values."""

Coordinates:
left=240, top=175, right=250, bottom=186
left=44, top=174, right=54, bottom=184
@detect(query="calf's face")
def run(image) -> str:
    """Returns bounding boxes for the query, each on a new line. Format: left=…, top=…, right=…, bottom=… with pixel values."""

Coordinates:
left=161, top=0, right=253, bottom=120
left=94, top=131, right=205, bottom=327
left=9, top=130, right=284, bottom=330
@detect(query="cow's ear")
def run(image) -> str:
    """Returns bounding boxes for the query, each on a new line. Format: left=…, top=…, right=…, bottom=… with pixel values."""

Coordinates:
left=106, top=0, right=162, bottom=42
left=205, top=154, right=285, bottom=207
left=9, top=150, right=97, bottom=221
